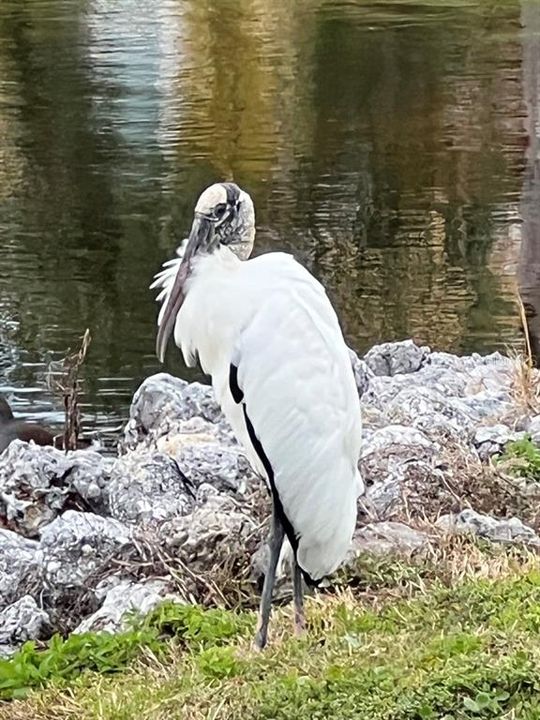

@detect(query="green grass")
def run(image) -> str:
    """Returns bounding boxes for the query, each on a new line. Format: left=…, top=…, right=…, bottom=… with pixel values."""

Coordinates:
left=3, top=547, right=540, bottom=720
left=498, top=436, right=540, bottom=481
left=0, top=604, right=251, bottom=702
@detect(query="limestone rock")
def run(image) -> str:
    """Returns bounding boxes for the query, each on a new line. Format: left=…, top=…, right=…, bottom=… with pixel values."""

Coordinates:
left=436, top=509, right=540, bottom=545
left=38, top=511, right=133, bottom=598
left=107, top=450, right=194, bottom=526
left=0, top=440, right=109, bottom=537
left=160, top=489, right=259, bottom=566
left=0, top=528, right=40, bottom=610
left=172, top=443, right=257, bottom=494
left=123, top=373, right=222, bottom=449
left=349, top=348, right=374, bottom=397
left=74, top=579, right=179, bottom=634
left=0, top=595, right=51, bottom=648
left=352, top=521, right=430, bottom=556
left=364, top=339, right=430, bottom=376
left=474, top=425, right=525, bottom=460
left=526, top=416, right=540, bottom=444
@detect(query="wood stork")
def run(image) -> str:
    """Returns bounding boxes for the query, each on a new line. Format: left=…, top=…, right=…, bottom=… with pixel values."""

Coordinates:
left=152, top=182, right=363, bottom=649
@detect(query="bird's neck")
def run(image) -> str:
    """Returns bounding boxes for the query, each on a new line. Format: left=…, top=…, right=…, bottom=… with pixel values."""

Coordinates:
left=189, top=245, right=241, bottom=282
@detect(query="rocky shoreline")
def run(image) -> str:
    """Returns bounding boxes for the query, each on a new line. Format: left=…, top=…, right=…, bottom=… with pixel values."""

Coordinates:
left=1, top=339, right=540, bottom=657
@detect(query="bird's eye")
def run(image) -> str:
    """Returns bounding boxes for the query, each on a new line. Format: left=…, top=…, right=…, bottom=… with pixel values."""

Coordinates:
left=214, top=203, right=227, bottom=219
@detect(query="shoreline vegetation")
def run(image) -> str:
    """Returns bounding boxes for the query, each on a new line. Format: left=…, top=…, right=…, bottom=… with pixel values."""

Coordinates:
left=3, top=541, right=540, bottom=719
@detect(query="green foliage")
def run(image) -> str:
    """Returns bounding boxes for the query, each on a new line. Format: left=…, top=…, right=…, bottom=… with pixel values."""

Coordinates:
left=498, top=437, right=540, bottom=481
left=0, top=628, right=160, bottom=701
left=0, top=603, right=251, bottom=702
left=5, top=569, right=540, bottom=719
left=143, top=601, right=252, bottom=647
left=197, top=646, right=245, bottom=679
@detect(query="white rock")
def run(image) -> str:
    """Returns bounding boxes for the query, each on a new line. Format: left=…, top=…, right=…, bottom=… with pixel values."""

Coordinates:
left=0, top=529, right=39, bottom=610
left=361, top=425, right=434, bottom=458
left=349, top=348, right=374, bottom=397
left=474, top=425, right=525, bottom=460
left=0, top=440, right=110, bottom=537
left=527, top=416, right=540, bottom=444
left=364, top=340, right=430, bottom=376
left=352, top=521, right=430, bottom=556
left=0, top=595, right=50, bottom=646
left=436, top=509, right=540, bottom=545
left=107, top=450, right=194, bottom=525
left=123, top=373, right=222, bottom=449
left=160, top=492, right=258, bottom=564
left=74, top=579, right=179, bottom=634
left=38, top=511, right=133, bottom=594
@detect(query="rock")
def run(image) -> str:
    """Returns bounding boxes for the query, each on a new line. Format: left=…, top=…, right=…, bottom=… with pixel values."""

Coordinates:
left=382, top=386, right=475, bottom=438
left=527, top=416, right=540, bottom=444
left=426, top=350, right=512, bottom=373
left=410, top=411, right=470, bottom=445
left=0, top=529, right=40, bottom=610
left=123, top=373, right=223, bottom=448
left=0, top=595, right=51, bottom=649
left=74, top=579, right=179, bottom=634
left=349, top=348, right=374, bottom=397
left=153, top=416, right=252, bottom=492
left=352, top=521, right=430, bottom=556
left=2, top=340, right=539, bottom=655
left=360, top=426, right=469, bottom=519
left=171, top=443, right=257, bottom=494
left=155, top=416, right=236, bottom=454
left=363, top=460, right=442, bottom=519
left=39, top=511, right=133, bottom=598
left=0, top=440, right=110, bottom=537
left=160, top=489, right=259, bottom=566
left=474, top=424, right=525, bottom=460
left=364, top=340, right=430, bottom=376
left=107, top=451, right=194, bottom=526
left=436, top=509, right=540, bottom=546
left=360, top=425, right=436, bottom=492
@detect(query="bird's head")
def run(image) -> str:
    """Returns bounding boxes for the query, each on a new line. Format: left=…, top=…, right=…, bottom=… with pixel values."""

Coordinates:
left=154, top=182, right=255, bottom=362
left=192, top=182, right=255, bottom=260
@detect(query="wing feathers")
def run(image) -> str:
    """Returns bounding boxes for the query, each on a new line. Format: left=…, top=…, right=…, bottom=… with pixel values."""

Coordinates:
left=229, top=364, right=244, bottom=404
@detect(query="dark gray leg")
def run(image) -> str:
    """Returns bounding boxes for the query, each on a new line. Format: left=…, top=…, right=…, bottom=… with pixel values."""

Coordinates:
left=253, top=507, right=285, bottom=650
left=293, top=558, right=305, bottom=636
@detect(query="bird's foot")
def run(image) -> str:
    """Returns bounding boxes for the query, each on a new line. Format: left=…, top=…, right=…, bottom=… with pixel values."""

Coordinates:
left=252, top=625, right=268, bottom=652
left=294, top=609, right=306, bottom=637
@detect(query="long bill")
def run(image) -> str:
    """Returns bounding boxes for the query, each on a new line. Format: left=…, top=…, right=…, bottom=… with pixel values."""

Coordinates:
left=155, top=213, right=215, bottom=363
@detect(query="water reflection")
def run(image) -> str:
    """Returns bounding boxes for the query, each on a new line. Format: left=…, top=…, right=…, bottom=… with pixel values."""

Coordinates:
left=0, top=0, right=533, bottom=436
left=518, top=1, right=540, bottom=361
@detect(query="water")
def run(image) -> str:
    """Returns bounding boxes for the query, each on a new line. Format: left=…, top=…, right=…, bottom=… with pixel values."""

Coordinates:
left=0, top=0, right=536, bottom=439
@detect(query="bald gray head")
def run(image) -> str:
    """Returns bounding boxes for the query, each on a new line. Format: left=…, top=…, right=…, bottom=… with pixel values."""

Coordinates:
left=191, top=182, right=255, bottom=261
left=155, top=182, right=255, bottom=362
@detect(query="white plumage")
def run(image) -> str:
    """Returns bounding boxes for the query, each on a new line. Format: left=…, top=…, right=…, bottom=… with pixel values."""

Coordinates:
left=154, top=246, right=363, bottom=579
left=152, top=182, right=362, bottom=648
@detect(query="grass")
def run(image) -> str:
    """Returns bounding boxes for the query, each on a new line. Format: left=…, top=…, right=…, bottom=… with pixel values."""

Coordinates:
left=498, top=436, right=540, bottom=482
left=0, top=604, right=251, bottom=702
left=3, top=543, right=540, bottom=720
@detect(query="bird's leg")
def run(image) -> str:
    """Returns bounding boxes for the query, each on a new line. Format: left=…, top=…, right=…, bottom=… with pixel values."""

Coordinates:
left=253, top=508, right=284, bottom=651
left=293, top=557, right=305, bottom=636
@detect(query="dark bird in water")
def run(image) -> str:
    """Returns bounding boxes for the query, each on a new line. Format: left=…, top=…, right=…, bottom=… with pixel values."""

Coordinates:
left=0, top=395, right=91, bottom=453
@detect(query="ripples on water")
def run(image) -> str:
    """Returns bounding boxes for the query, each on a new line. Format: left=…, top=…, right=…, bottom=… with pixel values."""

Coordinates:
left=0, top=0, right=536, bottom=439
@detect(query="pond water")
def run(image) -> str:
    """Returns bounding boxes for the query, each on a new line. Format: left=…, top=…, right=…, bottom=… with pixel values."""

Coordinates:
left=0, top=0, right=537, bottom=439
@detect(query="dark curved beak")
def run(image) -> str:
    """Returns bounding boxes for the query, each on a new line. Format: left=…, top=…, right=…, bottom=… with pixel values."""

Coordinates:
left=155, top=213, right=214, bottom=363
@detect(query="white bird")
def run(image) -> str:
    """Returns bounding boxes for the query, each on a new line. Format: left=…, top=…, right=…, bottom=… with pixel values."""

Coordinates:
left=152, top=182, right=363, bottom=649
